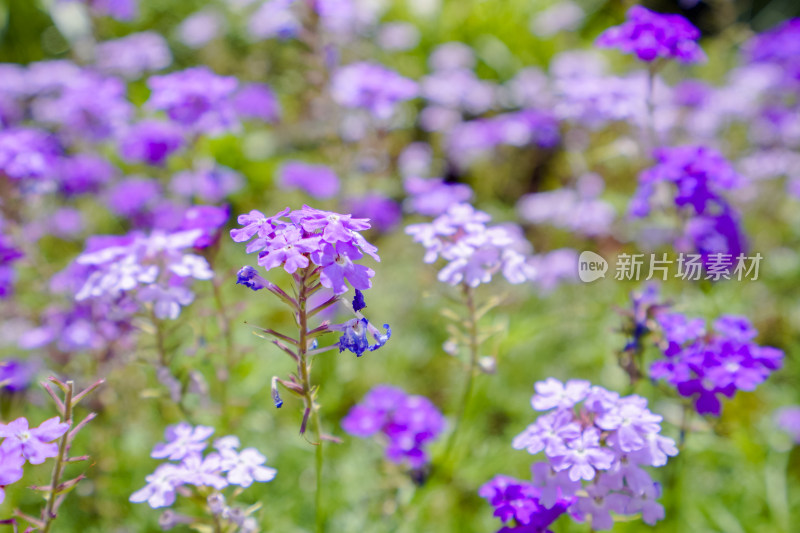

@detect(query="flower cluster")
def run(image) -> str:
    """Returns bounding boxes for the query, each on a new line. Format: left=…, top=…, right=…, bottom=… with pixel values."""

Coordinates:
left=277, top=161, right=340, bottom=199
left=70, top=228, right=215, bottom=320
left=0, top=416, right=70, bottom=503
left=479, top=475, right=571, bottom=533
left=630, top=145, right=746, bottom=269
left=446, top=110, right=560, bottom=170
left=0, top=359, right=36, bottom=392
left=596, top=6, right=706, bottom=64
left=0, top=223, right=23, bottom=298
left=232, top=205, right=379, bottom=295
left=651, top=313, right=784, bottom=416
left=330, top=62, right=418, bottom=120
left=517, top=174, right=615, bottom=237
left=511, top=379, right=678, bottom=530
left=131, top=423, right=277, bottom=509
left=341, top=385, right=445, bottom=469
left=406, top=203, right=536, bottom=287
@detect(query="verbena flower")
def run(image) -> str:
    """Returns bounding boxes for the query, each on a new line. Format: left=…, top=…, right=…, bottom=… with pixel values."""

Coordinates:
left=147, top=67, right=238, bottom=134
left=0, top=416, right=70, bottom=465
left=341, top=385, right=445, bottom=469
left=596, top=6, right=705, bottom=64
left=132, top=425, right=276, bottom=509
left=479, top=474, right=571, bottom=533
left=650, top=313, right=783, bottom=416
left=0, top=444, right=25, bottom=504
left=170, top=161, right=243, bottom=203
left=330, top=62, right=418, bottom=120
left=231, top=206, right=379, bottom=295
left=406, top=203, right=536, bottom=287
left=119, top=120, right=184, bottom=166
left=0, top=359, right=36, bottom=392
left=510, top=379, right=678, bottom=530
left=95, top=31, right=172, bottom=79
left=71, top=229, right=214, bottom=320
left=277, top=161, right=340, bottom=199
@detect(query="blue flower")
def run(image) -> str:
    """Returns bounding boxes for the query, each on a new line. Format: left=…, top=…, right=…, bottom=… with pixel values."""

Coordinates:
left=236, top=266, right=269, bottom=291
left=338, top=318, right=391, bottom=357
left=353, top=289, right=366, bottom=312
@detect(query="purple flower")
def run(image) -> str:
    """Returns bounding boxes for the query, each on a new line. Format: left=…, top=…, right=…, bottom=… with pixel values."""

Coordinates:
left=147, top=67, right=238, bottom=134
left=130, top=463, right=184, bottom=508
left=551, top=428, right=614, bottom=481
left=171, top=162, right=243, bottom=202
left=248, top=0, right=301, bottom=41
left=531, top=378, right=591, bottom=411
left=257, top=225, right=318, bottom=274
left=404, top=177, right=473, bottom=217
left=0, top=127, right=61, bottom=183
left=106, top=178, right=162, bottom=220
left=346, top=194, right=402, bottom=233
left=120, top=120, right=184, bottom=166
left=0, top=359, right=36, bottom=392
left=0, top=445, right=25, bottom=504
left=330, top=62, right=418, bottom=120
left=596, top=6, right=706, bottom=64
left=342, top=385, right=444, bottom=469
left=574, top=483, right=630, bottom=530
left=151, top=423, right=214, bottom=461
left=57, top=154, right=115, bottom=196
left=219, top=447, right=277, bottom=487
left=236, top=265, right=271, bottom=292
left=277, top=161, right=340, bottom=199
left=291, top=205, right=373, bottom=245
left=650, top=312, right=782, bottom=416
left=335, top=317, right=391, bottom=357
left=0, top=417, right=70, bottom=465
left=178, top=453, right=228, bottom=489
left=512, top=409, right=582, bottom=456
left=317, top=241, right=375, bottom=294
left=95, top=31, right=171, bottom=79
left=479, top=475, right=570, bottom=531
left=233, top=83, right=281, bottom=122
left=177, top=10, right=223, bottom=49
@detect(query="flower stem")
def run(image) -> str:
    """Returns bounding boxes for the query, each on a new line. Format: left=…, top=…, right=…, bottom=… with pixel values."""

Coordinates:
left=41, top=381, right=73, bottom=533
left=439, top=283, right=480, bottom=469
left=296, top=266, right=326, bottom=533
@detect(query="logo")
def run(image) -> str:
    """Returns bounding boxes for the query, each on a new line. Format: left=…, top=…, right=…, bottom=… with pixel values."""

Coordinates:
left=578, top=251, right=608, bottom=283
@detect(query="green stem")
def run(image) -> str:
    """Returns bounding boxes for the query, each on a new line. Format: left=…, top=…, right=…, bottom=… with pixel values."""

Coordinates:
left=296, top=267, right=325, bottom=533
left=41, top=382, right=73, bottom=533
left=439, top=283, right=480, bottom=469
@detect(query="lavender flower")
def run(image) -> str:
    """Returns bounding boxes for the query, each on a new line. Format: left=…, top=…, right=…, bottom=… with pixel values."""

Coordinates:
left=57, top=154, right=116, bottom=196
left=0, top=359, right=36, bottom=392
left=170, top=161, right=243, bottom=202
left=404, top=177, right=473, bottom=217
left=71, top=228, right=214, bottom=320
left=248, top=0, right=301, bottom=41
left=0, top=416, right=70, bottom=465
left=231, top=206, right=379, bottom=294
left=0, top=230, right=23, bottom=298
left=596, top=6, right=706, bottom=64
left=177, top=10, right=223, bottom=49
left=277, top=161, right=340, bottom=199
left=650, top=313, right=783, bottom=416
left=232, top=83, right=281, bottom=123
left=330, top=62, right=418, bottom=120
left=479, top=475, right=571, bottom=533
left=342, top=385, right=445, bottom=469
left=406, top=203, right=536, bottom=287
left=132, top=426, right=276, bottom=510
left=119, top=120, right=184, bottom=166
left=95, top=32, right=172, bottom=79
left=0, top=127, right=61, bottom=184
left=511, top=379, right=678, bottom=530
left=0, top=445, right=25, bottom=504
left=775, top=407, right=800, bottom=443
left=147, top=67, right=239, bottom=134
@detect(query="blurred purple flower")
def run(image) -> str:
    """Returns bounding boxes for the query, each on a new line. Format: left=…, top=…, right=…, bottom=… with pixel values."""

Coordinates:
left=120, top=120, right=184, bottom=166
left=95, top=32, right=171, bottom=79
left=277, top=161, right=340, bottom=199
left=331, top=62, right=418, bottom=120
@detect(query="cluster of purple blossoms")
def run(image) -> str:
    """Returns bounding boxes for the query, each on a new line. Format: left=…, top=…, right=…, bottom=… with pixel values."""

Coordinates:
left=446, top=110, right=560, bottom=170
left=232, top=206, right=379, bottom=295
left=596, top=6, right=706, bottom=64
left=94, top=31, right=172, bottom=79
left=146, top=67, right=239, bottom=135
left=479, top=475, right=571, bottom=533
left=0, top=359, right=36, bottom=392
left=330, top=62, right=418, bottom=121
left=341, top=385, right=445, bottom=470
left=517, top=174, right=615, bottom=238
left=510, top=379, right=678, bottom=530
left=630, top=145, right=747, bottom=269
left=131, top=423, right=276, bottom=511
left=406, top=203, right=536, bottom=287
left=0, top=416, right=70, bottom=504
left=403, top=176, right=473, bottom=217
left=650, top=313, right=783, bottom=416
left=277, top=161, right=340, bottom=200
left=61, top=0, right=138, bottom=21
left=71, top=229, right=214, bottom=320
left=743, top=18, right=800, bottom=89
